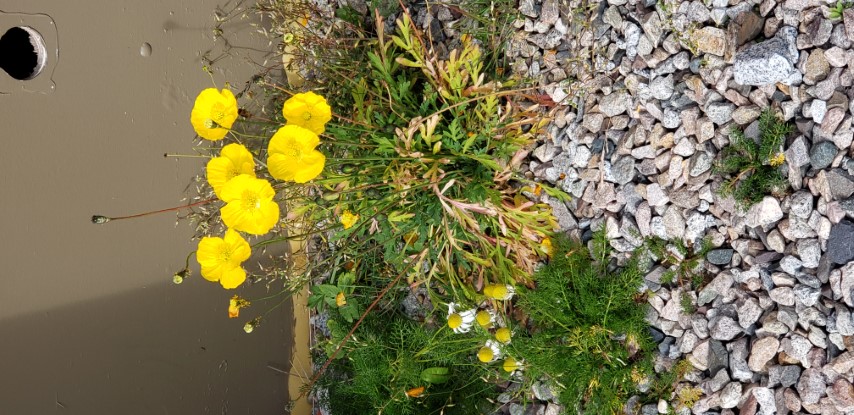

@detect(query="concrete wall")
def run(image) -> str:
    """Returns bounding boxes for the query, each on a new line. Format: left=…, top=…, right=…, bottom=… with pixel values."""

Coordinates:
left=0, top=1, right=301, bottom=413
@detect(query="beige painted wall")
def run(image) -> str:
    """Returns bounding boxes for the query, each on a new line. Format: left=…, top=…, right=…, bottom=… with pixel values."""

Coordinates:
left=0, top=1, right=303, bottom=413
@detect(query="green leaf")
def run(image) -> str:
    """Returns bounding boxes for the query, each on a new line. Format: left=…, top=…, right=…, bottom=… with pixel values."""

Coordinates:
left=420, top=367, right=451, bottom=384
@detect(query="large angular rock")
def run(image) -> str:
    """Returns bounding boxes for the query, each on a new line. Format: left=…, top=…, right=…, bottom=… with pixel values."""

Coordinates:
left=797, top=368, right=826, bottom=405
left=748, top=337, right=779, bottom=372
left=828, top=220, right=854, bottom=264
left=734, top=26, right=801, bottom=85
left=744, top=197, right=784, bottom=228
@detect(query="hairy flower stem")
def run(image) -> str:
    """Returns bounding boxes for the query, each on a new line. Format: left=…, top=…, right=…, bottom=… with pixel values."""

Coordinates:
left=91, top=198, right=217, bottom=224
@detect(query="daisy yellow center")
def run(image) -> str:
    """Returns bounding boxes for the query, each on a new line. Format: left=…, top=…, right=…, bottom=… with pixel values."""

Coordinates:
left=477, top=347, right=494, bottom=363
left=476, top=311, right=491, bottom=327
left=241, top=190, right=262, bottom=211
left=448, top=313, right=462, bottom=329
left=495, top=328, right=512, bottom=343
left=490, top=285, right=508, bottom=299
left=502, top=357, right=518, bottom=373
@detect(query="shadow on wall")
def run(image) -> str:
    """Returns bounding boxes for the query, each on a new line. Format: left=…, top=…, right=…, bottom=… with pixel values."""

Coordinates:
left=0, top=280, right=295, bottom=414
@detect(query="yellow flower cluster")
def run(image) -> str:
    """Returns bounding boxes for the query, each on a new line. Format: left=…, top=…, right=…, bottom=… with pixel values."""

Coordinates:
left=190, top=88, right=332, bottom=290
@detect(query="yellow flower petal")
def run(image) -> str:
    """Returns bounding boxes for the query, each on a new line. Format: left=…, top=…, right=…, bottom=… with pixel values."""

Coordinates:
left=190, top=88, right=239, bottom=141
left=336, top=292, right=347, bottom=307
left=228, top=298, right=240, bottom=318
left=340, top=210, right=359, bottom=230
left=220, top=266, right=247, bottom=289
left=207, top=144, right=256, bottom=198
left=219, top=175, right=280, bottom=235
left=267, top=125, right=325, bottom=183
left=282, top=91, right=332, bottom=134
left=196, top=229, right=251, bottom=289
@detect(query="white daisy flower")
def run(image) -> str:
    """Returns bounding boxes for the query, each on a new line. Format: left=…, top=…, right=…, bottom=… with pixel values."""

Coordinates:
left=446, top=302, right=476, bottom=334
left=477, top=339, right=503, bottom=363
left=475, top=309, right=497, bottom=328
left=483, top=284, right=515, bottom=300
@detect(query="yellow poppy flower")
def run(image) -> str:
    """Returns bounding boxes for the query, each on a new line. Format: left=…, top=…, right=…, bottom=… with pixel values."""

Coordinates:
left=282, top=91, right=332, bottom=134
left=196, top=229, right=251, bottom=289
left=207, top=143, right=256, bottom=198
left=267, top=125, right=326, bottom=183
left=228, top=295, right=250, bottom=318
left=220, top=174, right=280, bottom=235
left=190, top=88, right=239, bottom=141
left=340, top=210, right=359, bottom=230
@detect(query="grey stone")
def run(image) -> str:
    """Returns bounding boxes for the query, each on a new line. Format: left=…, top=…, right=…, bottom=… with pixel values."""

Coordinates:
left=749, top=337, right=780, bottom=372
left=710, top=316, right=743, bottom=341
left=828, top=220, right=854, bottom=264
left=794, top=285, right=822, bottom=307
left=744, top=197, right=784, bottom=228
left=733, top=26, right=801, bottom=85
left=730, top=337, right=753, bottom=382
left=769, top=365, right=802, bottom=388
left=811, top=140, right=838, bottom=170
left=720, top=382, right=742, bottom=409
left=737, top=298, right=762, bottom=328
left=650, top=75, right=674, bottom=101
left=841, top=262, right=854, bottom=307
left=753, top=387, right=776, bottom=415
left=689, top=151, right=713, bottom=177
left=797, top=238, right=821, bottom=268
left=538, top=0, right=559, bottom=26
left=811, top=99, right=828, bottom=124
left=708, top=339, right=729, bottom=375
left=599, top=92, right=629, bottom=117
left=646, top=183, right=669, bottom=207
left=706, top=101, right=736, bottom=125
left=782, top=335, right=813, bottom=367
left=707, top=248, right=733, bottom=265
left=770, top=287, right=795, bottom=306
left=789, top=191, right=814, bottom=218
left=605, top=157, right=635, bottom=185
left=797, top=368, right=826, bottom=405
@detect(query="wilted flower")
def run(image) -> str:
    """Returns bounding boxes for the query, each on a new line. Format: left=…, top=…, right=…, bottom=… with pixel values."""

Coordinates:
left=502, top=357, right=522, bottom=373
left=476, top=309, right=496, bottom=328
left=495, top=327, right=512, bottom=344
left=228, top=295, right=250, bottom=318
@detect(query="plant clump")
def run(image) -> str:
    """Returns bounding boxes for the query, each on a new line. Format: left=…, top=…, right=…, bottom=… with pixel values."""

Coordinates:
left=716, top=108, right=793, bottom=208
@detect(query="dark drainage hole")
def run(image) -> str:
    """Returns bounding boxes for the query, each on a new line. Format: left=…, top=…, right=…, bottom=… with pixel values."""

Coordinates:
left=0, top=26, right=48, bottom=80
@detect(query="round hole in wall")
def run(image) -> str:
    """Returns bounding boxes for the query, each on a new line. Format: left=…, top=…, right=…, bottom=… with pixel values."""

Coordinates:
left=0, top=26, right=48, bottom=80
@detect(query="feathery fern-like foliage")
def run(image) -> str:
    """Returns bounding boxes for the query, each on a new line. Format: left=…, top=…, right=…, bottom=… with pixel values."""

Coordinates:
left=716, top=108, right=792, bottom=208
left=512, top=231, right=654, bottom=414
